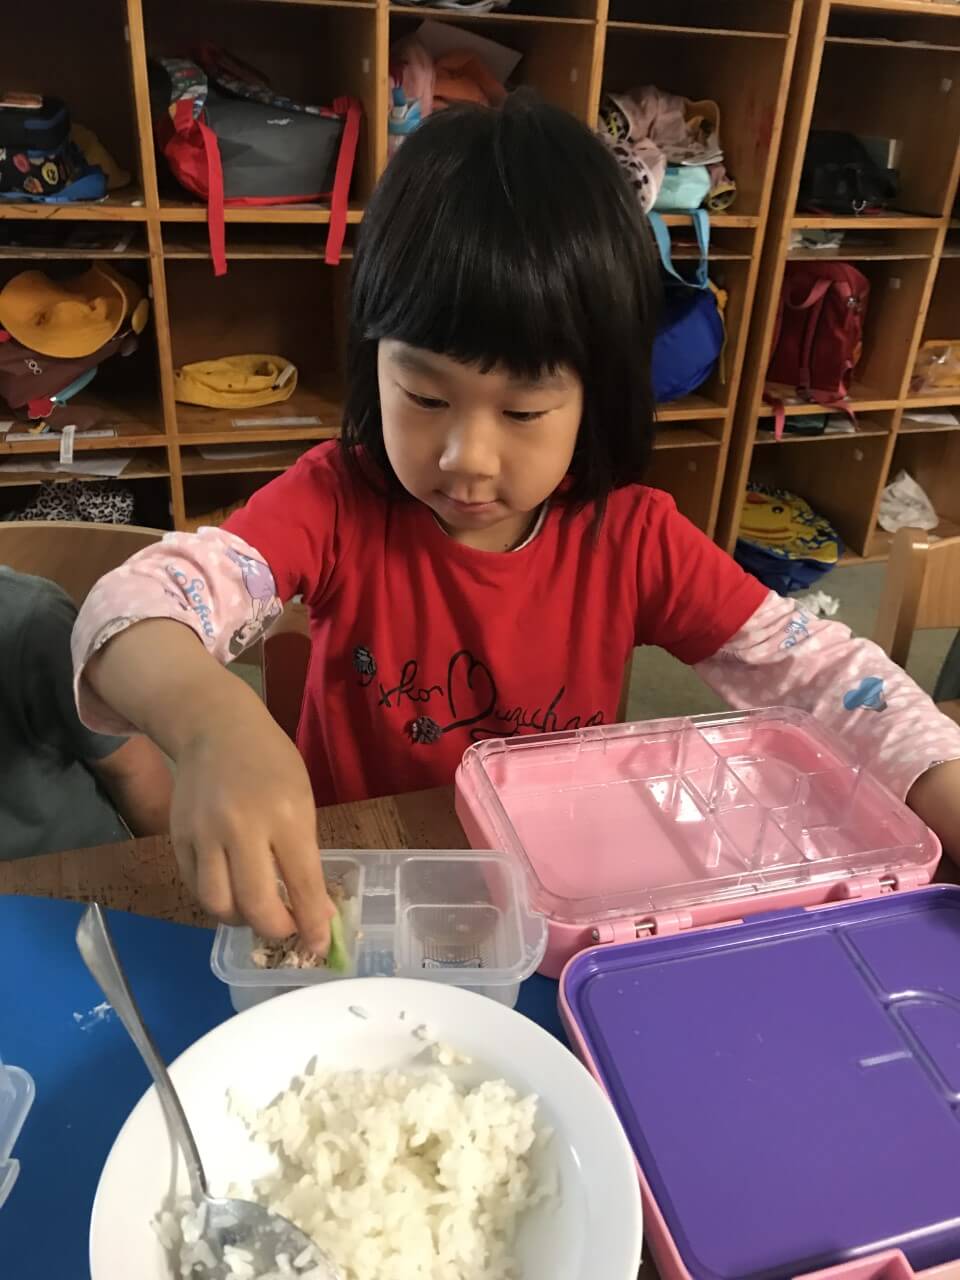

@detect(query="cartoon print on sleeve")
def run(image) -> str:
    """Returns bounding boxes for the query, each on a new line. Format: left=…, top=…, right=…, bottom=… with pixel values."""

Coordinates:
left=224, top=547, right=282, bottom=658
left=843, top=676, right=887, bottom=713
left=225, top=548, right=278, bottom=622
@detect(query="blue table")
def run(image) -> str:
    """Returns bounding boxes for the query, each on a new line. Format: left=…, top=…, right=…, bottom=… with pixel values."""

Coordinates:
left=0, top=896, right=564, bottom=1279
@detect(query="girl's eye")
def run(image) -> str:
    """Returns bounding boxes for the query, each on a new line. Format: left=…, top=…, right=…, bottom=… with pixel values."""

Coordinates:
left=504, top=409, right=547, bottom=423
left=403, top=388, right=448, bottom=411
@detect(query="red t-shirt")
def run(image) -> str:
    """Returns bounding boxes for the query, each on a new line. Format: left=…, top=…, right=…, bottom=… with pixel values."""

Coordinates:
left=225, top=444, right=765, bottom=805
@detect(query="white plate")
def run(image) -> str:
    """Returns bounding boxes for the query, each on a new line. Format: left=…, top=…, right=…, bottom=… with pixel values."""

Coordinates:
left=90, top=978, right=642, bottom=1280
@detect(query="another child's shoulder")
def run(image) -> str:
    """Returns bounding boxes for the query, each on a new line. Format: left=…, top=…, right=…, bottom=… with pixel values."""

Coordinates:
left=0, top=567, right=74, bottom=663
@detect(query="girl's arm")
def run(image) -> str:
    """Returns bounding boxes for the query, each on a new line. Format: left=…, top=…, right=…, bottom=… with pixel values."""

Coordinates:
left=72, top=527, right=335, bottom=950
left=695, top=592, right=960, bottom=859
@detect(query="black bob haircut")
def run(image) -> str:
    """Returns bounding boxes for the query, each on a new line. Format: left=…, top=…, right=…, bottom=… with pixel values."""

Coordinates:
left=342, top=93, right=661, bottom=510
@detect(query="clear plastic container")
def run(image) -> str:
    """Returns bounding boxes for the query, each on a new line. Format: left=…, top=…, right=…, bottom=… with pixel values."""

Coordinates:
left=211, top=850, right=548, bottom=1012
left=0, top=1055, right=35, bottom=1213
left=455, top=708, right=942, bottom=976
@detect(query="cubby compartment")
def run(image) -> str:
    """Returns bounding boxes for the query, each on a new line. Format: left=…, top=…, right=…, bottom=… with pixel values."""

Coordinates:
left=787, top=225, right=936, bottom=262
left=182, top=471, right=273, bottom=530
left=393, top=0, right=598, bottom=22
left=607, top=0, right=794, bottom=35
left=806, top=40, right=960, bottom=219
left=0, top=0, right=144, bottom=212
left=389, top=13, right=596, bottom=121
left=656, top=258, right=752, bottom=420
left=164, top=258, right=346, bottom=443
left=145, top=0, right=379, bottom=214
left=0, top=257, right=163, bottom=444
left=644, top=443, right=723, bottom=534
left=0, top=468, right=172, bottom=529
left=763, top=257, right=928, bottom=410
left=601, top=26, right=788, bottom=218
left=0, top=222, right=149, bottom=261
left=910, top=255, right=960, bottom=404
left=748, top=428, right=891, bottom=558
left=869, top=428, right=960, bottom=559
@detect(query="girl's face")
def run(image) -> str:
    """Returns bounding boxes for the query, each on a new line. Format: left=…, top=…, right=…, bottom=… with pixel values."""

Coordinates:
left=378, top=340, right=584, bottom=552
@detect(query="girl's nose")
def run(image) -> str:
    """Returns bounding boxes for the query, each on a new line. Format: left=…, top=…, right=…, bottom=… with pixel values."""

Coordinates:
left=438, top=416, right=499, bottom=480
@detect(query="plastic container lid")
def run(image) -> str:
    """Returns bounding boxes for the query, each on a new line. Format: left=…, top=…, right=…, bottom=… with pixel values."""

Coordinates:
left=212, top=850, right=548, bottom=995
left=456, top=708, right=941, bottom=928
left=0, top=1055, right=35, bottom=1212
left=561, top=885, right=960, bottom=1280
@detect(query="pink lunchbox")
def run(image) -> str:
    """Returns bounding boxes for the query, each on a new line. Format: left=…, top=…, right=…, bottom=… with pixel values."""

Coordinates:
left=457, top=706, right=958, bottom=1279
left=455, top=707, right=941, bottom=978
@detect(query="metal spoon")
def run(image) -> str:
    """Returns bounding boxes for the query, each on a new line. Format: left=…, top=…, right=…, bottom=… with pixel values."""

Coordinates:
left=77, top=904, right=342, bottom=1280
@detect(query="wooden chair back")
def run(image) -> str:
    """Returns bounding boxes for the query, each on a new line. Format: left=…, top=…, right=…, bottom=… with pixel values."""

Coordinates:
left=874, top=527, right=960, bottom=668
left=0, top=520, right=162, bottom=607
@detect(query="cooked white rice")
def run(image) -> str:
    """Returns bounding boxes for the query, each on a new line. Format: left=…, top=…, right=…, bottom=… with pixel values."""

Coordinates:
left=235, top=1059, right=548, bottom=1280
left=157, top=1055, right=551, bottom=1280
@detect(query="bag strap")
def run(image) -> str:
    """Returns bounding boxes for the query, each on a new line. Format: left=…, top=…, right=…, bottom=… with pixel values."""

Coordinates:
left=648, top=210, right=710, bottom=290
left=158, top=57, right=209, bottom=121
left=324, top=97, right=362, bottom=266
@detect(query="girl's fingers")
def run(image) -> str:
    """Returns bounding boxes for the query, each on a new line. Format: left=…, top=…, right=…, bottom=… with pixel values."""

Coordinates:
left=229, top=837, right=298, bottom=941
left=274, top=839, right=335, bottom=955
left=193, top=843, right=242, bottom=925
left=171, top=837, right=198, bottom=893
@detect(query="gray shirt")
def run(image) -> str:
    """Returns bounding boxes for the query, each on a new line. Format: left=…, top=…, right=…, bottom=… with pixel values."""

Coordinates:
left=0, top=567, right=128, bottom=859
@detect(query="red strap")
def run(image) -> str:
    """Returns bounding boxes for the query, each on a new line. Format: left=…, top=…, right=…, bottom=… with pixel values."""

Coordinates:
left=762, top=393, right=787, bottom=442
left=197, top=117, right=227, bottom=277
left=324, top=98, right=362, bottom=266
left=784, top=278, right=831, bottom=312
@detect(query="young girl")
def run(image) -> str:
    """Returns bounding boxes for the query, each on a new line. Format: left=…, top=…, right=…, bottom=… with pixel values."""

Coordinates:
left=72, top=96, right=960, bottom=954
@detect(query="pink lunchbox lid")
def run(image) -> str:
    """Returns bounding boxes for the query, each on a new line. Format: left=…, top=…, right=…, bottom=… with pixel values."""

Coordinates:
left=455, top=707, right=941, bottom=932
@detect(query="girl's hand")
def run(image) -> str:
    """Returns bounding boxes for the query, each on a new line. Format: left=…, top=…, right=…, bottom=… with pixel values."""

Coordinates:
left=171, top=709, right=336, bottom=952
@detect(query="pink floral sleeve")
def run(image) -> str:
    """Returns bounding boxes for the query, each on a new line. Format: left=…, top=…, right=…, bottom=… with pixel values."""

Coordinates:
left=71, top=527, right=281, bottom=734
left=696, top=591, right=960, bottom=799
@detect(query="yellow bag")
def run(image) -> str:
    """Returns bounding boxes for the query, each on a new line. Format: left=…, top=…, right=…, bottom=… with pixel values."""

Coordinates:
left=174, top=355, right=298, bottom=408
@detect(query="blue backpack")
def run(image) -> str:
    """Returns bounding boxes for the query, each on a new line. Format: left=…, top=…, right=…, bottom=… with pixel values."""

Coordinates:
left=649, top=211, right=724, bottom=403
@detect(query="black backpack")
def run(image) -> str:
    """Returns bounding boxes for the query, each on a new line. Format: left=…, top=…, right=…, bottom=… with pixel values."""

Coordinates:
left=798, top=131, right=899, bottom=215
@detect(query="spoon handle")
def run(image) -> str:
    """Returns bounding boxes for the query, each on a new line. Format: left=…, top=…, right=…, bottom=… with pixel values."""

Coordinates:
left=76, top=903, right=208, bottom=1201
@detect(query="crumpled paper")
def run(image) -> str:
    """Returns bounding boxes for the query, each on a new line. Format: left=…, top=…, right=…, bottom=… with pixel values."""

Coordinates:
left=877, top=469, right=939, bottom=533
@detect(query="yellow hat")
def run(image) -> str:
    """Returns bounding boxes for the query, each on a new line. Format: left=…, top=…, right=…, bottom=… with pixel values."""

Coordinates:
left=174, top=355, right=299, bottom=408
left=0, top=265, right=149, bottom=359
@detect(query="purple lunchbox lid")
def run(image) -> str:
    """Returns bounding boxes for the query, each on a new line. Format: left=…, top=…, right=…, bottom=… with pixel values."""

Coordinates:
left=561, top=886, right=960, bottom=1280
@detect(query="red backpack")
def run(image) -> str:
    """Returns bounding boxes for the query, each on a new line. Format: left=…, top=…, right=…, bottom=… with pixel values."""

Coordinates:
left=765, top=261, right=869, bottom=439
left=151, top=49, right=361, bottom=276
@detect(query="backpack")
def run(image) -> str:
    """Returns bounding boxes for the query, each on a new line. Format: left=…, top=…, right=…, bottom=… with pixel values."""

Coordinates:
left=798, top=131, right=898, bottom=216
left=0, top=96, right=107, bottom=204
left=765, top=261, right=869, bottom=439
left=735, top=484, right=843, bottom=594
left=649, top=211, right=725, bottom=403
left=150, top=49, right=361, bottom=276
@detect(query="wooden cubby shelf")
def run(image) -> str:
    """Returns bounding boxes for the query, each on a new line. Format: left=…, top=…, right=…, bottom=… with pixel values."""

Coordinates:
left=720, top=0, right=960, bottom=566
left=0, top=0, right=802, bottom=537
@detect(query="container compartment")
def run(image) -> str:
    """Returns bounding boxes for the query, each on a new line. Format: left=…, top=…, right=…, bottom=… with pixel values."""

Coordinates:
left=456, top=709, right=940, bottom=937
left=212, top=850, right=548, bottom=1012
left=0, top=1056, right=34, bottom=1214
left=560, top=887, right=960, bottom=1280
